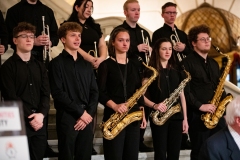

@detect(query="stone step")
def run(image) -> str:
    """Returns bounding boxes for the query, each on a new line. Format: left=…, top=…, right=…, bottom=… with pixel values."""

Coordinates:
left=45, top=140, right=191, bottom=160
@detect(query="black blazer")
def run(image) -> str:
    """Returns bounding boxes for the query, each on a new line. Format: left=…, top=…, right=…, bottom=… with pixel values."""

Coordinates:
left=199, top=127, right=240, bottom=160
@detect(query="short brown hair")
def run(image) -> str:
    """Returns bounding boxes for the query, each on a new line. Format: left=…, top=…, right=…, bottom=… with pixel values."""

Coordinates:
left=188, top=24, right=210, bottom=44
left=123, top=0, right=139, bottom=11
left=13, top=22, right=36, bottom=37
left=58, top=22, right=82, bottom=39
left=162, top=2, right=177, bottom=13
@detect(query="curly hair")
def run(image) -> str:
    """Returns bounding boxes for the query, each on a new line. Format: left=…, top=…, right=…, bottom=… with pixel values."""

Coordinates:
left=13, top=22, right=36, bottom=37
left=188, top=24, right=210, bottom=46
left=58, top=22, right=82, bottom=39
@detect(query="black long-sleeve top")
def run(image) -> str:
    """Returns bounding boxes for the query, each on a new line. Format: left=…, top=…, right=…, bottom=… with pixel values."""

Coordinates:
left=182, top=51, right=226, bottom=129
left=113, top=21, right=151, bottom=63
left=146, top=68, right=184, bottom=120
left=97, top=57, right=144, bottom=122
left=5, top=0, right=58, bottom=52
left=0, top=53, right=50, bottom=118
left=0, top=10, right=8, bottom=52
left=152, top=23, right=192, bottom=59
left=49, top=49, right=98, bottom=118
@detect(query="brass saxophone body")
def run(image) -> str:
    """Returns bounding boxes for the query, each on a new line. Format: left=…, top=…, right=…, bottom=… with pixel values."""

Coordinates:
left=150, top=70, right=191, bottom=126
left=201, top=45, right=233, bottom=129
left=99, top=60, right=158, bottom=140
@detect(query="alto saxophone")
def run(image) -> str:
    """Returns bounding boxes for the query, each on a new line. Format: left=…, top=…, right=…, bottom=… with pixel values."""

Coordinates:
left=99, top=58, right=158, bottom=140
left=150, top=70, right=191, bottom=125
left=201, top=45, right=233, bottom=129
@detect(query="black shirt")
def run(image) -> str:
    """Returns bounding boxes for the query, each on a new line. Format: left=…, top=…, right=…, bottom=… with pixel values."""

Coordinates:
left=146, top=68, right=184, bottom=120
left=5, top=0, right=58, bottom=54
left=49, top=49, right=98, bottom=118
left=152, top=23, right=192, bottom=61
left=97, top=57, right=144, bottom=122
left=0, top=53, right=50, bottom=118
left=113, top=21, right=151, bottom=63
left=78, top=21, right=102, bottom=57
left=182, top=51, right=226, bottom=129
left=0, top=10, right=8, bottom=52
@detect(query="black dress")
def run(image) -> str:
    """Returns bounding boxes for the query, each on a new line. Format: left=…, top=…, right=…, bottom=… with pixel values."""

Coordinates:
left=146, top=68, right=184, bottom=160
left=97, top=57, right=144, bottom=160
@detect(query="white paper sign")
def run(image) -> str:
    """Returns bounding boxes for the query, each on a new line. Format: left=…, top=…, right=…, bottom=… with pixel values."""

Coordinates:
left=0, top=136, right=30, bottom=160
left=0, top=107, right=22, bottom=131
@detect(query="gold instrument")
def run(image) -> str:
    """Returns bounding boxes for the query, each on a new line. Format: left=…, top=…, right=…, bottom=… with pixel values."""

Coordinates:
left=150, top=69, right=191, bottom=125
left=88, top=41, right=98, bottom=57
left=201, top=45, right=233, bottom=129
left=42, top=16, right=51, bottom=62
left=170, top=27, right=185, bottom=62
left=99, top=58, right=158, bottom=140
left=141, top=30, right=151, bottom=65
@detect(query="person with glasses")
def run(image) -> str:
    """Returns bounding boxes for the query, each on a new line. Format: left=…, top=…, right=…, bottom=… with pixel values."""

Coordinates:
left=112, top=0, right=153, bottom=152
left=182, top=24, right=227, bottom=160
left=199, top=96, right=240, bottom=160
left=152, top=2, right=192, bottom=63
left=0, top=22, right=50, bottom=160
left=5, top=0, right=58, bottom=68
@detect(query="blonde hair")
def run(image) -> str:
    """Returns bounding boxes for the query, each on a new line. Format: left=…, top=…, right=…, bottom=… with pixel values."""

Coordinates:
left=123, top=0, right=139, bottom=11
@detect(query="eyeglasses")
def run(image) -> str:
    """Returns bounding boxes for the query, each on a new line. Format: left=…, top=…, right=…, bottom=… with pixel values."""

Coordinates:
left=15, top=34, right=35, bottom=39
left=197, top=37, right=212, bottom=43
left=164, top=12, right=178, bottom=15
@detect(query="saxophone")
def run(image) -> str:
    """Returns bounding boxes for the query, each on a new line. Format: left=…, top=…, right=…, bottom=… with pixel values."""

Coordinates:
left=99, top=58, right=158, bottom=140
left=201, top=45, right=233, bottom=129
left=150, top=70, right=191, bottom=126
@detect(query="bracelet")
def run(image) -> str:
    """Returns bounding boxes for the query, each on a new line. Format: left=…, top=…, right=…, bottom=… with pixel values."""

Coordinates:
left=152, top=103, right=157, bottom=108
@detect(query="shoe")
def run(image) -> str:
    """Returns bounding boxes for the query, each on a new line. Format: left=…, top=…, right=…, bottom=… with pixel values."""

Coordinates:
left=92, top=147, right=98, bottom=155
left=44, top=145, right=59, bottom=158
left=139, top=143, right=154, bottom=152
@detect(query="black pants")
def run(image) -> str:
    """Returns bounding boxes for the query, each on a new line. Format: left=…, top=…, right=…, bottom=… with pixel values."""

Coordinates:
left=57, top=111, right=93, bottom=160
left=150, top=119, right=182, bottom=160
left=103, top=121, right=140, bottom=160
left=189, top=117, right=226, bottom=160
left=26, top=118, right=47, bottom=160
left=139, top=105, right=150, bottom=143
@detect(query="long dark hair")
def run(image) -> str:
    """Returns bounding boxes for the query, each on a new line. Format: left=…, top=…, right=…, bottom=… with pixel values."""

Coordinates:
left=148, top=38, right=177, bottom=89
left=67, top=0, right=101, bottom=35
left=108, top=27, right=130, bottom=58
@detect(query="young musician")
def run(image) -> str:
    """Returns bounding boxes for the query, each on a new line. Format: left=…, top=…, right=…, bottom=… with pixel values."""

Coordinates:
left=144, top=38, right=188, bottom=160
left=97, top=27, right=147, bottom=160
left=5, top=0, right=58, bottom=67
left=68, top=0, right=107, bottom=70
left=67, top=0, right=108, bottom=154
left=112, top=0, right=153, bottom=151
left=152, top=2, right=192, bottom=63
left=49, top=22, right=98, bottom=160
left=182, top=24, right=227, bottom=160
left=0, top=22, right=50, bottom=160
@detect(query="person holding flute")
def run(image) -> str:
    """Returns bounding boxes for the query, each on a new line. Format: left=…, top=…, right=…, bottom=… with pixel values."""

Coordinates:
left=112, top=0, right=153, bottom=152
left=5, top=0, right=59, bottom=157
left=5, top=0, right=59, bottom=68
left=152, top=2, right=192, bottom=63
